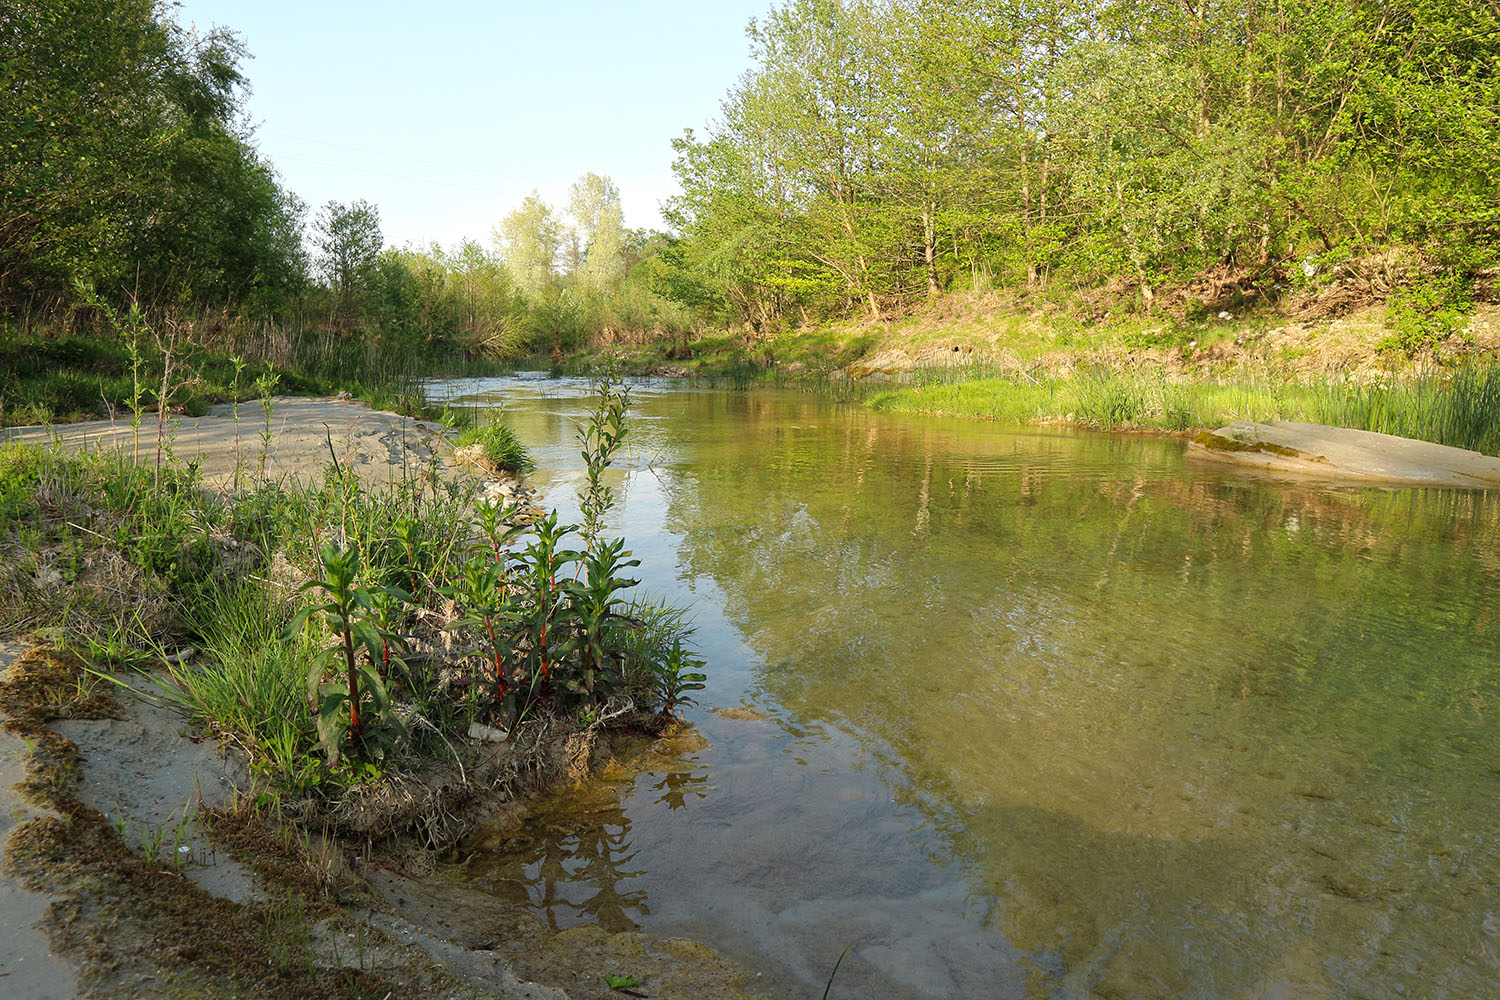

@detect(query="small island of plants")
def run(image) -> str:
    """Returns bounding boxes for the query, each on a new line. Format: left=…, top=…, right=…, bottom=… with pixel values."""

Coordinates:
left=1, top=371, right=706, bottom=850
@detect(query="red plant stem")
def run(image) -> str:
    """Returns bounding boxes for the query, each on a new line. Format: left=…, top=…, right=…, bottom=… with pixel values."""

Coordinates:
left=540, top=575, right=554, bottom=695
left=342, top=625, right=361, bottom=737
left=483, top=614, right=507, bottom=701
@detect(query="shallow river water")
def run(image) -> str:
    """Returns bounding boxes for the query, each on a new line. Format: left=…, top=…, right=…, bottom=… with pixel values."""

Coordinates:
left=430, top=373, right=1500, bottom=1000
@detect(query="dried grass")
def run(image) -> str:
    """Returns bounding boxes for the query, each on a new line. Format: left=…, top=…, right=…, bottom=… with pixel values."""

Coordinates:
left=304, top=700, right=652, bottom=850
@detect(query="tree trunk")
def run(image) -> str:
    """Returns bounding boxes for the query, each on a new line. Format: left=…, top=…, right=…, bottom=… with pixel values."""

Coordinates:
left=922, top=205, right=939, bottom=302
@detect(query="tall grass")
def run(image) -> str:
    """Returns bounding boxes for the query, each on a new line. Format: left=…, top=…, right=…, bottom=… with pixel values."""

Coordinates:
left=166, top=580, right=321, bottom=791
left=862, top=361, right=1500, bottom=455
left=1307, top=364, right=1500, bottom=454
left=0, top=322, right=498, bottom=427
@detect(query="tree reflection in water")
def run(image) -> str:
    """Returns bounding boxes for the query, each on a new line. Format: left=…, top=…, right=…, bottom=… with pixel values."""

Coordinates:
left=471, top=761, right=714, bottom=934
left=652, top=768, right=710, bottom=810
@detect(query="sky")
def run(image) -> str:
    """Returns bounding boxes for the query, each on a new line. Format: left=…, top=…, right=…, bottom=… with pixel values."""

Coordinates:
left=170, top=0, right=768, bottom=251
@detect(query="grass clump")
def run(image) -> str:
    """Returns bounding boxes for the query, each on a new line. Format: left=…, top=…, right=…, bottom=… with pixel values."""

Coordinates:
left=454, top=419, right=535, bottom=475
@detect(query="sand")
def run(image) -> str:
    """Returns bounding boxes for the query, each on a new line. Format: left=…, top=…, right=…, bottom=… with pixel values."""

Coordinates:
left=2, top=395, right=456, bottom=489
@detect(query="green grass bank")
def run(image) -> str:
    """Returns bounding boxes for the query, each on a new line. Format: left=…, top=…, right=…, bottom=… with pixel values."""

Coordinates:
left=560, top=295, right=1500, bottom=457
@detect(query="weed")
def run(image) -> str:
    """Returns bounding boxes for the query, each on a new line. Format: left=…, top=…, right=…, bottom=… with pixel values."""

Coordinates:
left=254, top=369, right=279, bottom=478
left=577, top=369, right=631, bottom=553
left=649, top=640, right=708, bottom=721
left=284, top=541, right=405, bottom=767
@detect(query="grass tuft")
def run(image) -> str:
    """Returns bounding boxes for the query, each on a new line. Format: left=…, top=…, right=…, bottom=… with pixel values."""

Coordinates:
left=455, top=420, right=535, bottom=474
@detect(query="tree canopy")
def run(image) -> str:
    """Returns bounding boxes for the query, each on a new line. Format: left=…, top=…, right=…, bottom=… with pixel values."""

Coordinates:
left=663, top=0, right=1500, bottom=326
left=0, top=0, right=308, bottom=317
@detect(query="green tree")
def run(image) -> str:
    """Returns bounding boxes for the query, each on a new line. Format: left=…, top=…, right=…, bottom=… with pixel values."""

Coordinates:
left=568, top=173, right=628, bottom=293
left=0, top=0, right=306, bottom=317
left=495, top=191, right=562, bottom=298
left=313, top=199, right=383, bottom=319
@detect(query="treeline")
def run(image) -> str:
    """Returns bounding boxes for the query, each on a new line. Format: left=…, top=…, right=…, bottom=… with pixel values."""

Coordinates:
left=8, top=0, right=1497, bottom=368
left=0, top=0, right=690, bottom=368
left=352, top=176, right=690, bottom=362
left=1, top=0, right=305, bottom=320
left=662, top=0, right=1500, bottom=329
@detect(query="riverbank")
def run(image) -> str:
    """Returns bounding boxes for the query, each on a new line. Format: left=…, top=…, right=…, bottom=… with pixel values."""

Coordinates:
left=0, top=325, right=504, bottom=429
left=562, top=299, right=1500, bottom=458
left=0, top=391, right=756, bottom=999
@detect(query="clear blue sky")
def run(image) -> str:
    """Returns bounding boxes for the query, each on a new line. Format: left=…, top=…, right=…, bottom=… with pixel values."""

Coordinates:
left=170, top=0, right=767, bottom=250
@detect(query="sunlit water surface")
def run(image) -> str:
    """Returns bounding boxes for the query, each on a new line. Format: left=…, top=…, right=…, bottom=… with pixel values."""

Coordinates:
left=427, top=373, right=1500, bottom=999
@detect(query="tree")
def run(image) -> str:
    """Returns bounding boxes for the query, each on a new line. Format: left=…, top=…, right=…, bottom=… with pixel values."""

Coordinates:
left=0, top=0, right=307, bottom=317
left=314, top=199, right=382, bottom=317
left=495, top=192, right=562, bottom=298
left=568, top=173, right=628, bottom=293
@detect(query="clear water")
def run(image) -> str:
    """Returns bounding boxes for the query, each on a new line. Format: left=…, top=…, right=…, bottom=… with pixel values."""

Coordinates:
left=429, top=373, right=1500, bottom=999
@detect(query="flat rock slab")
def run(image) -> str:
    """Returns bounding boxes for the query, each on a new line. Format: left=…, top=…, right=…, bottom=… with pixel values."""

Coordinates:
left=1188, top=420, right=1500, bottom=488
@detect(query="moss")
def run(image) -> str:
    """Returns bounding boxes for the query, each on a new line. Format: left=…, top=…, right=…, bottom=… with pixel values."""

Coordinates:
left=1192, top=431, right=1306, bottom=459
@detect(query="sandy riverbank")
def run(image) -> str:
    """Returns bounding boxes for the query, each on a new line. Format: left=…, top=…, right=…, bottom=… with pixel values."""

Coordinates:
left=2, top=395, right=455, bottom=489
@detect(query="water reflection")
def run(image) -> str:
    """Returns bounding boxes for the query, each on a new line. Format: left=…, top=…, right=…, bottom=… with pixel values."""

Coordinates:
left=652, top=768, right=711, bottom=810
left=476, top=784, right=649, bottom=934
left=439, top=376, right=1500, bottom=998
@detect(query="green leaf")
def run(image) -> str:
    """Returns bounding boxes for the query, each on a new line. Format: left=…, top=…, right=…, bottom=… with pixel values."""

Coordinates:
left=603, top=973, right=643, bottom=990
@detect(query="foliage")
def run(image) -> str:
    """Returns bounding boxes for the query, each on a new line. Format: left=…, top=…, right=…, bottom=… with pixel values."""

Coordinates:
left=313, top=200, right=383, bottom=322
left=0, top=0, right=307, bottom=316
left=0, top=373, right=706, bottom=792
left=648, top=639, right=708, bottom=721
left=284, top=542, right=407, bottom=767
left=660, top=0, right=1500, bottom=329
left=577, top=371, right=631, bottom=551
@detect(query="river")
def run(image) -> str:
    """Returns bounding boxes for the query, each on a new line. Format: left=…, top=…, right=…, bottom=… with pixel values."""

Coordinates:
left=430, top=373, right=1500, bottom=999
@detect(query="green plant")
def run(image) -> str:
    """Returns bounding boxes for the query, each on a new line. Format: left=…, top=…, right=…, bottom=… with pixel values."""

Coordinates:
left=603, top=973, right=644, bottom=992
left=577, top=371, right=631, bottom=553
left=821, top=943, right=854, bottom=1000
left=1381, top=275, right=1473, bottom=357
left=561, top=537, right=640, bottom=697
left=649, top=639, right=707, bottom=720
left=284, top=541, right=405, bottom=766
left=230, top=354, right=248, bottom=489
left=513, top=511, right=582, bottom=707
left=447, top=557, right=517, bottom=715
left=255, top=369, right=280, bottom=478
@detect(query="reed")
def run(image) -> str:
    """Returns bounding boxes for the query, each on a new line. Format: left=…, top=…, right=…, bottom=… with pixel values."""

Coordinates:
left=862, top=361, right=1500, bottom=455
